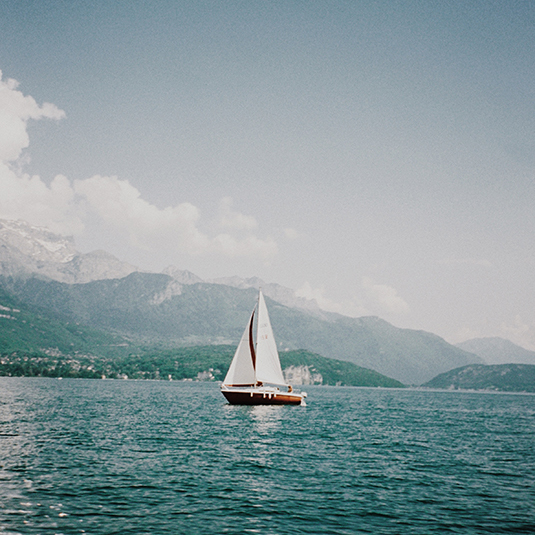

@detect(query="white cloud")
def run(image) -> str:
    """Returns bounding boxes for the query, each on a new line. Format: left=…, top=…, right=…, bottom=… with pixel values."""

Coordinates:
left=213, top=233, right=278, bottom=259
left=0, top=71, right=65, bottom=162
left=452, top=316, right=535, bottom=352
left=500, top=315, right=535, bottom=351
left=283, top=227, right=300, bottom=240
left=0, top=70, right=278, bottom=263
left=0, top=164, right=84, bottom=235
left=219, top=196, right=257, bottom=231
left=296, top=277, right=409, bottom=318
left=214, top=197, right=277, bottom=259
left=0, top=72, right=78, bottom=233
left=453, top=326, right=482, bottom=344
left=73, top=175, right=210, bottom=253
left=296, top=281, right=369, bottom=317
left=362, top=277, right=410, bottom=315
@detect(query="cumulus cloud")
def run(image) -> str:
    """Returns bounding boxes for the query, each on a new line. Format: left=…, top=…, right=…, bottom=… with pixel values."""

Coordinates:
left=73, top=175, right=210, bottom=253
left=296, top=282, right=369, bottom=316
left=219, top=196, right=257, bottom=231
left=0, top=71, right=79, bottom=233
left=500, top=315, right=535, bottom=351
left=213, top=233, right=277, bottom=259
left=361, top=277, right=410, bottom=315
left=283, top=227, right=300, bottom=240
left=0, top=70, right=278, bottom=262
left=454, top=326, right=482, bottom=344
left=0, top=71, right=65, bottom=162
left=214, top=196, right=277, bottom=259
left=296, top=277, right=409, bottom=318
left=0, top=169, right=84, bottom=235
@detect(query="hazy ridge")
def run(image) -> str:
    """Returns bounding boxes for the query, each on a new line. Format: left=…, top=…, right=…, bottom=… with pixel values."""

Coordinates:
left=422, top=363, right=535, bottom=393
left=0, top=218, right=502, bottom=385
left=456, top=337, right=535, bottom=365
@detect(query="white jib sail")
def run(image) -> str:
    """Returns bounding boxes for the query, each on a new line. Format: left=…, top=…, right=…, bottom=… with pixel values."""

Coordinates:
left=255, top=290, right=286, bottom=385
left=223, top=309, right=256, bottom=386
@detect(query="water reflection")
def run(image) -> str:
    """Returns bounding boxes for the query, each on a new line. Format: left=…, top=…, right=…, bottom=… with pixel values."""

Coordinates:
left=248, top=405, right=285, bottom=433
left=0, top=379, right=44, bottom=528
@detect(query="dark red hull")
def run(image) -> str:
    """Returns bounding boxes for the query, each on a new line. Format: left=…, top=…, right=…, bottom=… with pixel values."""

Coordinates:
left=221, top=389, right=304, bottom=405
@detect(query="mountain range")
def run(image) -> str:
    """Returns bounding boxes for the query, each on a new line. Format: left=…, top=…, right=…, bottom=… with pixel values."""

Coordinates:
left=456, top=337, right=535, bottom=365
left=0, top=218, right=502, bottom=385
left=422, top=363, right=535, bottom=392
left=0, top=219, right=138, bottom=283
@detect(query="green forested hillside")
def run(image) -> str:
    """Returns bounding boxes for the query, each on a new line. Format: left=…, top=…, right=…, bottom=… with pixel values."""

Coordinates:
left=0, top=346, right=404, bottom=387
left=279, top=349, right=404, bottom=387
left=0, top=286, right=132, bottom=356
left=0, top=274, right=480, bottom=384
left=423, top=363, right=535, bottom=392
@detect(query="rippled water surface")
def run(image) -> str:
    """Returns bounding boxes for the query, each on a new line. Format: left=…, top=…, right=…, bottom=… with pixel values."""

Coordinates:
left=1, top=378, right=534, bottom=534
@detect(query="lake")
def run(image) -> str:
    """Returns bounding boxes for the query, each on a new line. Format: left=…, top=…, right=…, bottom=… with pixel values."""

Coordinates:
left=1, top=378, right=534, bottom=534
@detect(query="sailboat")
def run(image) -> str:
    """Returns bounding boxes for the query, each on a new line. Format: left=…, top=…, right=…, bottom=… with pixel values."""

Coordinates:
left=221, top=290, right=307, bottom=405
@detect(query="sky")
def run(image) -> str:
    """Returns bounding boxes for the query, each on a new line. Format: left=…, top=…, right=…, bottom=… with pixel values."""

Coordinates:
left=1, top=0, right=534, bottom=349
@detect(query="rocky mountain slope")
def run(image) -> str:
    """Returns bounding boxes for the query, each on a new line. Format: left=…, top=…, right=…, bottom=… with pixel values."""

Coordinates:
left=0, top=217, right=484, bottom=384
left=0, top=272, right=481, bottom=384
left=204, top=274, right=329, bottom=318
left=0, top=219, right=138, bottom=283
left=456, top=337, right=535, bottom=365
left=422, top=363, right=535, bottom=392
left=1, top=218, right=329, bottom=316
left=0, top=284, right=131, bottom=357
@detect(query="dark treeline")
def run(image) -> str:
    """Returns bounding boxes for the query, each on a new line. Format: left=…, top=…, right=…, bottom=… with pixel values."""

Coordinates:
left=0, top=346, right=405, bottom=387
left=0, top=346, right=234, bottom=381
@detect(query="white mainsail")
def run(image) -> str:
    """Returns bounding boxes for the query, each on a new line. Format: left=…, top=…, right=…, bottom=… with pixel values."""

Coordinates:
left=255, top=290, right=286, bottom=386
left=222, top=290, right=287, bottom=387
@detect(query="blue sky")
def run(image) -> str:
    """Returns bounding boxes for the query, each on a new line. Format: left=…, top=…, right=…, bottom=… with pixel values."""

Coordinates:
left=1, top=0, right=534, bottom=349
